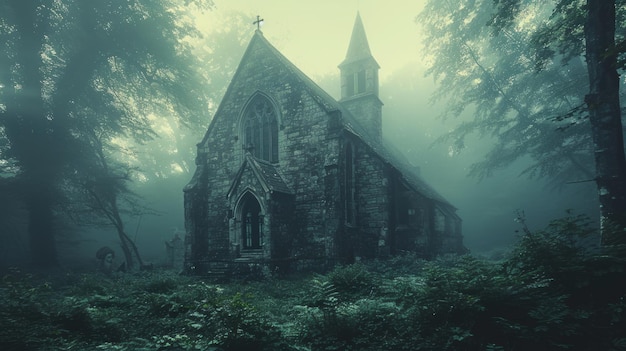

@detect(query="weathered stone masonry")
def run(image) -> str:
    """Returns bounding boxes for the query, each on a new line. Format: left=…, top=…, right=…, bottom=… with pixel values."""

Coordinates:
left=184, top=13, right=465, bottom=276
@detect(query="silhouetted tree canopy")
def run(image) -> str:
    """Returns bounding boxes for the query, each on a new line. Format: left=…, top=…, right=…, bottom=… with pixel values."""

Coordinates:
left=419, top=0, right=624, bottom=183
left=0, top=0, right=213, bottom=266
left=126, top=10, right=250, bottom=181
left=419, top=0, right=626, bottom=244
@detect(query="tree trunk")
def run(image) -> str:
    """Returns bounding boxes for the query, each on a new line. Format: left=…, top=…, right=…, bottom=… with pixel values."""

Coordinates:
left=111, top=205, right=145, bottom=271
left=8, top=1, right=61, bottom=267
left=27, top=180, right=59, bottom=267
left=585, top=0, right=626, bottom=245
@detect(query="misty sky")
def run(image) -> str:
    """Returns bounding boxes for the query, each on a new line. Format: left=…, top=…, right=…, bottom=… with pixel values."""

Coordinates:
left=200, top=0, right=427, bottom=82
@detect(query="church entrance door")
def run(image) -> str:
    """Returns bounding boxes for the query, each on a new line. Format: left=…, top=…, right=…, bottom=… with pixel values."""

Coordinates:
left=241, top=196, right=263, bottom=249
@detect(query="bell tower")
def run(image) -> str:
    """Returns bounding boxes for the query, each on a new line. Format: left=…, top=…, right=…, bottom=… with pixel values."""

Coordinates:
left=339, top=12, right=383, bottom=142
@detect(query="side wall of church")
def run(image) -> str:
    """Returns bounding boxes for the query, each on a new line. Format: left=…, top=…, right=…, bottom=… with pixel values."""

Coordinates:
left=352, top=138, right=390, bottom=259
left=183, top=163, right=210, bottom=270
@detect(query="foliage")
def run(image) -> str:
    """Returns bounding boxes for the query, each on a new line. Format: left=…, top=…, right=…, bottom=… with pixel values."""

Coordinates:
left=0, top=0, right=215, bottom=266
left=418, top=0, right=626, bottom=185
left=326, top=262, right=378, bottom=298
left=128, top=10, right=251, bottom=180
left=187, top=292, right=291, bottom=351
left=506, top=210, right=596, bottom=280
left=299, top=215, right=626, bottom=350
left=0, top=269, right=297, bottom=351
left=1, top=215, right=625, bottom=350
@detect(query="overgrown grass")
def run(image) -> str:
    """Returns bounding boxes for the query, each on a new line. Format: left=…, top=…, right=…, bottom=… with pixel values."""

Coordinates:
left=1, top=215, right=626, bottom=350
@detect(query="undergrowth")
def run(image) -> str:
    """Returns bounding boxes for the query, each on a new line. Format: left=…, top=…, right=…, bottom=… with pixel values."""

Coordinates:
left=1, top=214, right=625, bottom=351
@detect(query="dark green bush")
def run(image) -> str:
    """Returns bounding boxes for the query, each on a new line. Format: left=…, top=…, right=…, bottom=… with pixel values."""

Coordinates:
left=486, top=213, right=626, bottom=350
left=327, top=262, right=378, bottom=298
left=301, top=214, right=626, bottom=351
left=188, top=292, right=292, bottom=351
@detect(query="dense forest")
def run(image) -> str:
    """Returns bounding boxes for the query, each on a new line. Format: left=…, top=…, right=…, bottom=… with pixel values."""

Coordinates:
left=1, top=0, right=626, bottom=350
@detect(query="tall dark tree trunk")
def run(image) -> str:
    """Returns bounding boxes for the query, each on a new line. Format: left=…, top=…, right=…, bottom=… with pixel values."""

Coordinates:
left=27, top=180, right=59, bottom=267
left=7, top=0, right=60, bottom=267
left=585, top=0, right=626, bottom=245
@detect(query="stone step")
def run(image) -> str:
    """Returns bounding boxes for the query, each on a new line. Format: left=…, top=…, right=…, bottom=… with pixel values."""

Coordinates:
left=239, top=249, right=264, bottom=260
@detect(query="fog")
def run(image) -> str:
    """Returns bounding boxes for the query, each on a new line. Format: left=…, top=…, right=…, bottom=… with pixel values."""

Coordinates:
left=0, top=0, right=602, bottom=269
left=379, top=66, right=599, bottom=253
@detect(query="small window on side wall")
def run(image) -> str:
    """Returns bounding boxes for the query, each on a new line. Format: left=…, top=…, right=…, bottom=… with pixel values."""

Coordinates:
left=356, top=70, right=366, bottom=94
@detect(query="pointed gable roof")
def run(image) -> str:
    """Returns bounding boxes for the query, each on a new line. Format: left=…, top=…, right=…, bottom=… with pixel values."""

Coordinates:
left=200, top=30, right=340, bottom=146
left=209, top=27, right=453, bottom=208
left=339, top=12, right=379, bottom=68
left=227, top=154, right=293, bottom=199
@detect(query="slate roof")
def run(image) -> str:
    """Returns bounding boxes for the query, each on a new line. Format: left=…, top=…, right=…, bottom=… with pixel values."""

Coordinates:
left=227, top=154, right=293, bottom=199
left=247, top=155, right=293, bottom=194
left=245, top=31, right=455, bottom=209
left=339, top=12, right=379, bottom=68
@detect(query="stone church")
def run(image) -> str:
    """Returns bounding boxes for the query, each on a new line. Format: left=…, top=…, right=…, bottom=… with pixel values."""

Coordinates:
left=183, top=13, right=464, bottom=275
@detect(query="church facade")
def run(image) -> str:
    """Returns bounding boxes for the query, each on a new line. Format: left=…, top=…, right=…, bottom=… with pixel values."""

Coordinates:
left=183, top=14, right=464, bottom=275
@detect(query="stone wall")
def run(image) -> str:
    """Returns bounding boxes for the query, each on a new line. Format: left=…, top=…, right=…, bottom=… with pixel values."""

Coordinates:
left=352, top=137, right=389, bottom=259
left=184, top=33, right=464, bottom=275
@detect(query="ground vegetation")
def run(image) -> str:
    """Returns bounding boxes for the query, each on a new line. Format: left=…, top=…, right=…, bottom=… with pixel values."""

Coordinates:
left=1, top=214, right=624, bottom=351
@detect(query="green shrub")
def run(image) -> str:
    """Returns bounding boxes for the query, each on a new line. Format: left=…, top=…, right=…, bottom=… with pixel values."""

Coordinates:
left=327, top=263, right=378, bottom=298
left=188, top=291, right=292, bottom=351
left=494, top=213, right=626, bottom=350
left=0, top=269, right=58, bottom=349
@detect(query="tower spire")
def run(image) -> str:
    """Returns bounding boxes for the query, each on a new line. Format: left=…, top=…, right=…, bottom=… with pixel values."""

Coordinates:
left=341, top=12, right=376, bottom=66
left=339, top=12, right=383, bottom=142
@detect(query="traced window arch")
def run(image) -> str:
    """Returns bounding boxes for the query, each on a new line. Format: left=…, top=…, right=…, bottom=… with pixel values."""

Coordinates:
left=242, top=95, right=278, bottom=163
left=345, top=142, right=356, bottom=225
left=240, top=192, right=264, bottom=249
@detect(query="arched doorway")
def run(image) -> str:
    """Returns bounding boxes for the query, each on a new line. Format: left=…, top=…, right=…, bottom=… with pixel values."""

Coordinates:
left=240, top=193, right=263, bottom=249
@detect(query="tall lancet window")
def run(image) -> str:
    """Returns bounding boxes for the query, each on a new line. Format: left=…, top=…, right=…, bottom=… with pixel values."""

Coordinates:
left=243, top=96, right=278, bottom=163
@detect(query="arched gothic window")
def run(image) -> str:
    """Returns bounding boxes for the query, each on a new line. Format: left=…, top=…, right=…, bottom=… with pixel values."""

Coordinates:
left=243, top=96, right=278, bottom=162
